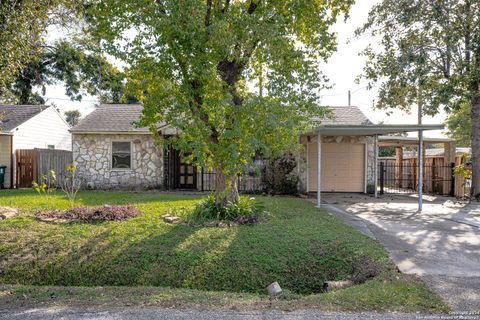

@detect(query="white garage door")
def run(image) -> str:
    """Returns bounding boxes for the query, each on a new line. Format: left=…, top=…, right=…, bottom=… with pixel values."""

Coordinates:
left=308, top=143, right=365, bottom=192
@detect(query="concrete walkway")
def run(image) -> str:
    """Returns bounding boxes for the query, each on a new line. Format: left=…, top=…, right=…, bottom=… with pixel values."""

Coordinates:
left=321, top=193, right=480, bottom=311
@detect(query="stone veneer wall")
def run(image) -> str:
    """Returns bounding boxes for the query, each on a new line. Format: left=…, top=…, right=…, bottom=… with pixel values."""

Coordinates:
left=298, top=135, right=375, bottom=194
left=73, top=134, right=163, bottom=189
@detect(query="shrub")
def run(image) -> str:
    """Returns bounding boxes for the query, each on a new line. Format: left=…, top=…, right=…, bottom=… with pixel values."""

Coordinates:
left=262, top=154, right=299, bottom=195
left=60, top=164, right=83, bottom=208
left=32, top=170, right=57, bottom=209
left=36, top=205, right=141, bottom=222
left=189, top=194, right=267, bottom=224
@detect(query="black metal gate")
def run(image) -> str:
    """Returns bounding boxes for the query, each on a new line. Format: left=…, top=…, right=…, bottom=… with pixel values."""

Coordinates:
left=199, top=169, right=263, bottom=193
left=163, top=146, right=264, bottom=193
left=378, top=160, right=455, bottom=196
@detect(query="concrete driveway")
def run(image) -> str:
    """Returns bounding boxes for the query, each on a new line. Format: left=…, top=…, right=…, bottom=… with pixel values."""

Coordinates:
left=321, top=193, right=480, bottom=311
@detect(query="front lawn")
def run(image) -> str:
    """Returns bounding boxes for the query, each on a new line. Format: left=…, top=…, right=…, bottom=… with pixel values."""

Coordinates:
left=0, top=190, right=448, bottom=312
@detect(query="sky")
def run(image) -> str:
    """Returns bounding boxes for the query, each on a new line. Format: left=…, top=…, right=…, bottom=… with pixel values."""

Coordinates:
left=43, top=0, right=447, bottom=138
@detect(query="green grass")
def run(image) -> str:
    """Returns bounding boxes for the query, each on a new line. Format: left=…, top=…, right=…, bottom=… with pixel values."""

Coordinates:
left=0, top=190, right=449, bottom=312
left=0, top=276, right=448, bottom=312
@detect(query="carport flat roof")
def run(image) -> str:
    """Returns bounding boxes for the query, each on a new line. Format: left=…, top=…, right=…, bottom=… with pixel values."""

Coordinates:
left=379, top=135, right=453, bottom=146
left=312, top=124, right=444, bottom=136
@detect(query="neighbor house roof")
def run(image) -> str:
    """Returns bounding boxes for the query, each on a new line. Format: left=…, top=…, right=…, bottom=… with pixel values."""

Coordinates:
left=71, top=104, right=165, bottom=134
left=0, top=105, right=48, bottom=132
left=318, top=106, right=373, bottom=126
left=403, top=147, right=470, bottom=158
left=378, top=136, right=454, bottom=146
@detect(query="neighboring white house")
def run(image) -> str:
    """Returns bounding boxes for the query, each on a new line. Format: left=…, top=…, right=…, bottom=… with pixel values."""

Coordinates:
left=0, top=105, right=71, bottom=188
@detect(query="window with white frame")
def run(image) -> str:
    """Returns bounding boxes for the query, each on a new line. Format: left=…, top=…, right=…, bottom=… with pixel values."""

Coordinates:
left=112, top=141, right=132, bottom=169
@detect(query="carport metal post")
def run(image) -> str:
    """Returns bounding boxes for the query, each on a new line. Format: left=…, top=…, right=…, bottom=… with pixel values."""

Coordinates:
left=316, top=132, right=321, bottom=208
left=418, top=98, right=423, bottom=212
left=418, top=131, right=424, bottom=211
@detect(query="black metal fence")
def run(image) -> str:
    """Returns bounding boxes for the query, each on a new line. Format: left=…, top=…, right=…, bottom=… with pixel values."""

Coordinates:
left=199, top=169, right=264, bottom=193
left=378, top=160, right=455, bottom=196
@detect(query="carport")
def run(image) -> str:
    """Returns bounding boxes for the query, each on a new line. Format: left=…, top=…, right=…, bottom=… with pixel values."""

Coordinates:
left=313, top=124, right=444, bottom=210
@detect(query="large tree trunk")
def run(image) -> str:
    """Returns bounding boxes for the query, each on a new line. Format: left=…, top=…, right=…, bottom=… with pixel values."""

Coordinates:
left=214, top=167, right=240, bottom=207
left=471, top=96, right=480, bottom=200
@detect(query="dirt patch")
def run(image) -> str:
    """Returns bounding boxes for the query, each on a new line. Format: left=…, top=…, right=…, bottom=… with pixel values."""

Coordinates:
left=35, top=205, right=141, bottom=223
left=0, top=207, right=18, bottom=220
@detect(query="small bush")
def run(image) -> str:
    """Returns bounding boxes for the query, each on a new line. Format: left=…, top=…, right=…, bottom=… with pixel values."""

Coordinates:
left=36, top=205, right=141, bottom=222
left=262, top=154, right=299, bottom=195
left=188, top=194, right=267, bottom=224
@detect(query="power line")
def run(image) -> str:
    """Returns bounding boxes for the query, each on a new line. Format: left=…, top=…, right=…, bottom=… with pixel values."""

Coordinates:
left=44, top=96, right=99, bottom=103
left=320, top=83, right=376, bottom=99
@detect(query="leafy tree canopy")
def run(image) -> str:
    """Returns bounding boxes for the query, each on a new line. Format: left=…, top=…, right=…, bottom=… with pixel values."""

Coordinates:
left=357, top=0, right=480, bottom=114
left=3, top=40, right=126, bottom=105
left=357, top=0, right=480, bottom=196
left=446, top=102, right=472, bottom=147
left=64, top=109, right=82, bottom=126
left=88, top=0, right=354, bottom=204
left=0, top=0, right=82, bottom=94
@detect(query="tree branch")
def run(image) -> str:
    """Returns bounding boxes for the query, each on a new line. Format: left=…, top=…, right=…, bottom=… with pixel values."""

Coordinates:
left=247, top=0, right=260, bottom=15
left=190, top=80, right=219, bottom=143
left=221, top=0, right=230, bottom=13
left=205, top=0, right=213, bottom=27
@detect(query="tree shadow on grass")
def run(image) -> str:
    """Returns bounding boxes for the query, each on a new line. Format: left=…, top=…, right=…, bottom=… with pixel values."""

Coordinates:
left=0, top=220, right=198, bottom=287
left=0, top=190, right=205, bottom=214
left=0, top=197, right=392, bottom=296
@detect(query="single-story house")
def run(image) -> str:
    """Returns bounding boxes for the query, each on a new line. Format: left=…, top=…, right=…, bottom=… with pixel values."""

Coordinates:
left=71, top=104, right=444, bottom=195
left=0, top=105, right=71, bottom=188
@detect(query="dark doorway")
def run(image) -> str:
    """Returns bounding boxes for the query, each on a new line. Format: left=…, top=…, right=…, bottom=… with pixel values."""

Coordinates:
left=165, top=147, right=197, bottom=190
left=178, top=155, right=196, bottom=189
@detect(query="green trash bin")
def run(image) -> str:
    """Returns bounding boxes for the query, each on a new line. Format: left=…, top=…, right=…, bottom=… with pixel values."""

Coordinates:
left=0, top=165, right=6, bottom=189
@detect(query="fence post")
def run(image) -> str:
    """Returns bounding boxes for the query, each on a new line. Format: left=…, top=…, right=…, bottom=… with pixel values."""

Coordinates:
left=450, top=162, right=455, bottom=197
left=201, top=168, right=204, bottom=192
left=379, top=162, right=385, bottom=195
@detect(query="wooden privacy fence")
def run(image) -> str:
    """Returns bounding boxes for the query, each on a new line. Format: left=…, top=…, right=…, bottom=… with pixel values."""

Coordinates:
left=16, top=149, right=73, bottom=188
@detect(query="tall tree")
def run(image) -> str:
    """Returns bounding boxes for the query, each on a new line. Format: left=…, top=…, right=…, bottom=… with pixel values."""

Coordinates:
left=0, top=0, right=81, bottom=94
left=64, top=109, right=81, bottom=126
left=357, top=0, right=480, bottom=198
left=5, top=40, right=126, bottom=105
left=446, top=102, right=472, bottom=147
left=89, top=0, right=353, bottom=206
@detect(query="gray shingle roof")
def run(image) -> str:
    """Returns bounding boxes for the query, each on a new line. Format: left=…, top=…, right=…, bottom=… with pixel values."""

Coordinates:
left=71, top=104, right=152, bottom=133
left=0, top=105, right=48, bottom=132
left=319, top=106, right=373, bottom=126
left=71, top=104, right=372, bottom=134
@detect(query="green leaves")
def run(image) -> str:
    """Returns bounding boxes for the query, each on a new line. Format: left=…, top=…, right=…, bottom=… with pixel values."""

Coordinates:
left=357, top=0, right=480, bottom=115
left=7, top=40, right=127, bottom=105
left=89, top=0, right=352, bottom=182
left=32, top=170, right=57, bottom=210
left=0, top=0, right=84, bottom=96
